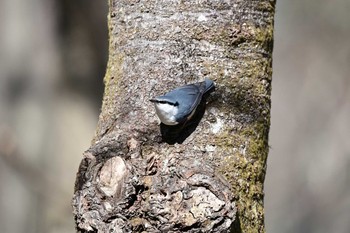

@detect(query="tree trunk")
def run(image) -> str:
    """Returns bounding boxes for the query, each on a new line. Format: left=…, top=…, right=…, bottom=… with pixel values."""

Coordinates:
left=72, top=0, right=275, bottom=232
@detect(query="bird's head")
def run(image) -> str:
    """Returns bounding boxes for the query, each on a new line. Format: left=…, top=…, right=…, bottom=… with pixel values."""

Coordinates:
left=150, top=96, right=179, bottom=125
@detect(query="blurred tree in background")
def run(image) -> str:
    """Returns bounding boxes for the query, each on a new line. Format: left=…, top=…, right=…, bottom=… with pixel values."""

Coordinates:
left=0, top=1, right=107, bottom=232
left=266, top=1, right=350, bottom=233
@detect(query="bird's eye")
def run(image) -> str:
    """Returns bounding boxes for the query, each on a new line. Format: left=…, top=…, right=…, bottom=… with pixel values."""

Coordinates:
left=168, top=101, right=178, bottom=106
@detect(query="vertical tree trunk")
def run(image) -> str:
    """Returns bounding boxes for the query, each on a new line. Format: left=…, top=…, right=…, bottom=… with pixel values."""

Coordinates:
left=72, top=0, right=275, bottom=232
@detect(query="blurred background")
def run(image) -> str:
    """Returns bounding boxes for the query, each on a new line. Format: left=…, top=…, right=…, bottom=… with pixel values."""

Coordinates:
left=0, top=0, right=349, bottom=233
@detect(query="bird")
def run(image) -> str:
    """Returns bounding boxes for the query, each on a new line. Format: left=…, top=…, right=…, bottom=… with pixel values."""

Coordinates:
left=150, top=79, right=215, bottom=125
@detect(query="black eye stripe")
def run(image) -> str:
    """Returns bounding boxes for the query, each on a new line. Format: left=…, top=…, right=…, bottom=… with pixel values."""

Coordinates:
left=157, top=100, right=178, bottom=106
left=150, top=98, right=179, bottom=106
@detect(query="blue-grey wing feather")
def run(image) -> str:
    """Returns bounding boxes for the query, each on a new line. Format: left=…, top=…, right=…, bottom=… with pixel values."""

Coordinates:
left=165, top=81, right=209, bottom=122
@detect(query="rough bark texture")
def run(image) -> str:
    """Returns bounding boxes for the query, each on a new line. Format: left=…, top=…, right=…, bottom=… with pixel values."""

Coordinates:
left=72, top=0, right=275, bottom=232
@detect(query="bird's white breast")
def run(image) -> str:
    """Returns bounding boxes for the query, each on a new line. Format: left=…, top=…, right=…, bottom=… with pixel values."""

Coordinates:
left=153, top=103, right=179, bottom=125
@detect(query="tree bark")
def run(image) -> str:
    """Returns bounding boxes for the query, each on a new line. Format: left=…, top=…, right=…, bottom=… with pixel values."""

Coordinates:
left=72, top=0, right=275, bottom=232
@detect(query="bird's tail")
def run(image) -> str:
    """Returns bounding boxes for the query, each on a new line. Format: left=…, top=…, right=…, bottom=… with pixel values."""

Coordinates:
left=204, top=78, right=215, bottom=94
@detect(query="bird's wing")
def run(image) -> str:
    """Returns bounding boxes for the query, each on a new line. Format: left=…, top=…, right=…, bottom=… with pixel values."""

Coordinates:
left=165, top=82, right=206, bottom=121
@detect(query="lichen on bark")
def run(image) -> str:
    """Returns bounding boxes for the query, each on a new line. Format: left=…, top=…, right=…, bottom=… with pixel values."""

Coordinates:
left=73, top=0, right=275, bottom=232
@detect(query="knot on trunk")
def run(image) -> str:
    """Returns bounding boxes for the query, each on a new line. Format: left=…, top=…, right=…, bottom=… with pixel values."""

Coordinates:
left=72, top=134, right=236, bottom=232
